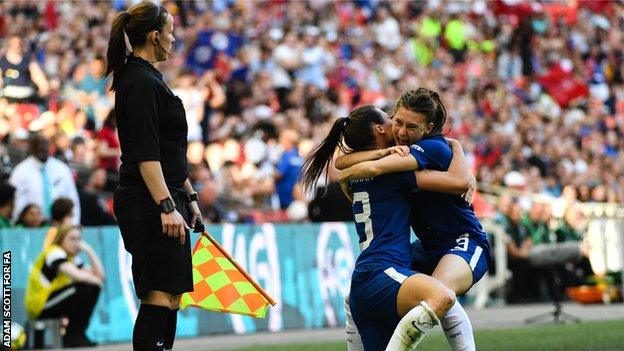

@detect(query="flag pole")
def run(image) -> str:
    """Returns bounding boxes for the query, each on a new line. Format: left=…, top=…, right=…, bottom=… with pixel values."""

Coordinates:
left=202, top=231, right=277, bottom=306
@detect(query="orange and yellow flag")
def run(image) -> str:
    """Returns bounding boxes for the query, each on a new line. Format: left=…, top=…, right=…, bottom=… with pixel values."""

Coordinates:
left=180, top=231, right=276, bottom=318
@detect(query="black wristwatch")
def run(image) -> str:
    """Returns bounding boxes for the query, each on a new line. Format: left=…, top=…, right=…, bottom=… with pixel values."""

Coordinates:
left=159, top=197, right=175, bottom=214
left=187, top=191, right=199, bottom=203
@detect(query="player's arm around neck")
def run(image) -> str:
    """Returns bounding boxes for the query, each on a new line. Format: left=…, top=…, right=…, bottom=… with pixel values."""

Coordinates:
left=334, top=146, right=410, bottom=170
left=415, top=139, right=472, bottom=194
left=340, top=153, right=419, bottom=182
left=335, top=149, right=388, bottom=170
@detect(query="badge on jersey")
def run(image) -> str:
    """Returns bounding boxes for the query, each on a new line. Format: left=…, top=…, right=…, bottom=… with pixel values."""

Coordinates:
left=411, top=144, right=425, bottom=153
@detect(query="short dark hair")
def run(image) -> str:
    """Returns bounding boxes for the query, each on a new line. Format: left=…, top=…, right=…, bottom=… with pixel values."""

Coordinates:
left=51, top=197, right=74, bottom=222
left=0, top=183, right=15, bottom=207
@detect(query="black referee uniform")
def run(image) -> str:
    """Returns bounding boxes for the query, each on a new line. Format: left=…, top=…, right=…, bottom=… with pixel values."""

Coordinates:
left=112, top=55, right=192, bottom=299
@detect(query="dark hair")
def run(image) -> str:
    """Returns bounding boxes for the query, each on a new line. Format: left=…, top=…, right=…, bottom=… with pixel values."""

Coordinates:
left=0, top=183, right=15, bottom=207
left=300, top=105, right=386, bottom=192
left=103, top=1, right=168, bottom=90
left=28, top=134, right=49, bottom=156
left=51, top=197, right=74, bottom=222
left=395, top=88, right=447, bottom=136
left=16, top=203, right=41, bottom=227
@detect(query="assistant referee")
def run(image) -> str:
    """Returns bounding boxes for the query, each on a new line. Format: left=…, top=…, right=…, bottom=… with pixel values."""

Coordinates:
left=103, top=2, right=202, bottom=350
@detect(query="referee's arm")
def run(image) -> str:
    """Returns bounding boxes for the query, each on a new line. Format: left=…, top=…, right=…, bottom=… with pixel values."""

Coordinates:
left=139, top=162, right=189, bottom=243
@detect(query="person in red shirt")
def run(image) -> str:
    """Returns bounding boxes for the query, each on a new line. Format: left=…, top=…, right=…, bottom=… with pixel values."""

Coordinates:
left=96, top=110, right=120, bottom=173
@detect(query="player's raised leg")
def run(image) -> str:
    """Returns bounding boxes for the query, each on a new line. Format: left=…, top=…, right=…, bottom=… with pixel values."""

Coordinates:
left=411, top=239, right=477, bottom=351
left=431, top=244, right=488, bottom=351
left=386, top=273, right=455, bottom=350
left=439, top=299, right=475, bottom=351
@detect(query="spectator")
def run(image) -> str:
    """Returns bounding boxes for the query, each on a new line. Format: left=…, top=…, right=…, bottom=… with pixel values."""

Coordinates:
left=95, top=110, right=120, bottom=173
left=24, top=225, right=103, bottom=348
left=171, top=70, right=204, bottom=143
left=197, top=178, right=225, bottom=224
left=15, top=203, right=44, bottom=228
left=0, top=35, right=49, bottom=104
left=70, top=136, right=93, bottom=168
left=50, top=197, right=74, bottom=227
left=9, top=134, right=80, bottom=224
left=244, top=138, right=277, bottom=209
left=493, top=194, right=512, bottom=227
left=553, top=206, right=594, bottom=288
left=42, top=196, right=75, bottom=249
left=505, top=200, right=536, bottom=303
left=0, top=183, right=16, bottom=228
left=519, top=202, right=548, bottom=245
left=78, top=168, right=116, bottom=226
left=275, top=129, right=304, bottom=210
left=52, top=130, right=72, bottom=164
left=199, top=70, right=226, bottom=144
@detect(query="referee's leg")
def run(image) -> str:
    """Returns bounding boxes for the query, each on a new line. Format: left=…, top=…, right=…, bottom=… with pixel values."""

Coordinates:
left=134, top=291, right=181, bottom=351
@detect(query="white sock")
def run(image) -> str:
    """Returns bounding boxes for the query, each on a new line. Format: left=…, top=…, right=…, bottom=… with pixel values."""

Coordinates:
left=345, top=300, right=364, bottom=351
left=440, top=300, right=475, bottom=351
left=386, top=301, right=439, bottom=351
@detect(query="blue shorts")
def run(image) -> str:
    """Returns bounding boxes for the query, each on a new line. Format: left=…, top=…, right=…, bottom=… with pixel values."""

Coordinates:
left=349, top=265, right=416, bottom=351
left=410, top=233, right=491, bottom=289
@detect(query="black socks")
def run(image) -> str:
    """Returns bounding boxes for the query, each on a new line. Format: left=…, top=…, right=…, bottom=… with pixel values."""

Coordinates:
left=164, top=308, right=179, bottom=350
left=133, top=304, right=169, bottom=351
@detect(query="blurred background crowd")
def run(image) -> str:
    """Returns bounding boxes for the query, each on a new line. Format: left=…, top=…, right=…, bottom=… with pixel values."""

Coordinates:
left=0, top=0, right=623, bottom=302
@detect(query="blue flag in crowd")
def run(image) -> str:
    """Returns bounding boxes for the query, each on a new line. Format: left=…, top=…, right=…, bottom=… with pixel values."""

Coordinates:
left=186, top=30, right=244, bottom=73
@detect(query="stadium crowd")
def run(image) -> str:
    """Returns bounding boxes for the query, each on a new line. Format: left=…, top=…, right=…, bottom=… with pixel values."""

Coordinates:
left=0, top=1, right=621, bottom=303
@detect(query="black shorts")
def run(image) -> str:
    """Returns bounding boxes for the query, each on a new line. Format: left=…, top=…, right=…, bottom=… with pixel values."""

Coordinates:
left=113, top=185, right=193, bottom=299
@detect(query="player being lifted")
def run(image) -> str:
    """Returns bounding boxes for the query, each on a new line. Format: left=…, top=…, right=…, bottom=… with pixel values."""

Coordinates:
left=301, top=104, right=475, bottom=350
left=338, top=88, right=491, bottom=351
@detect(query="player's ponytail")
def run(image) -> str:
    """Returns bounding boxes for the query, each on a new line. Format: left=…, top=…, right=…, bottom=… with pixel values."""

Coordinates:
left=300, top=117, right=349, bottom=193
left=300, top=105, right=386, bottom=193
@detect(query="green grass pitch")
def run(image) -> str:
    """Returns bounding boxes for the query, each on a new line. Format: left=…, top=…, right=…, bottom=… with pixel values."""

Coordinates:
left=229, top=319, right=624, bottom=351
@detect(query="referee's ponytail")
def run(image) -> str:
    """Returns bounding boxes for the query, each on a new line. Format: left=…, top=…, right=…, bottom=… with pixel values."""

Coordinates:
left=103, top=12, right=130, bottom=90
left=300, top=105, right=386, bottom=193
left=103, top=1, right=168, bottom=91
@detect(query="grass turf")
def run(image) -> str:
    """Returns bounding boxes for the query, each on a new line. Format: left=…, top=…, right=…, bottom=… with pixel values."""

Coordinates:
left=228, top=319, right=624, bottom=351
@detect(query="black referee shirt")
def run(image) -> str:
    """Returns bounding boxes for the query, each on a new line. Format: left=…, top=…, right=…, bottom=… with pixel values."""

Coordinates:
left=114, top=55, right=188, bottom=190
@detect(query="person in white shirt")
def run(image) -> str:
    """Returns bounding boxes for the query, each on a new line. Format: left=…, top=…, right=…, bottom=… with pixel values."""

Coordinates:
left=9, top=134, right=81, bottom=225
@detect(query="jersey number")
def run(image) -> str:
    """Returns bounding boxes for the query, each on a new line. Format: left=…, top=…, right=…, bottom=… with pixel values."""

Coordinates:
left=451, top=237, right=469, bottom=252
left=353, top=191, right=374, bottom=250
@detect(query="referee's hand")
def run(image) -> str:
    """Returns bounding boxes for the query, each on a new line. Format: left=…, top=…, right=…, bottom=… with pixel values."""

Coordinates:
left=161, top=210, right=190, bottom=245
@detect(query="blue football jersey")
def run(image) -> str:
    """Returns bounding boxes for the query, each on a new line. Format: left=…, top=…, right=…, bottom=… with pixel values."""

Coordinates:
left=349, top=172, right=416, bottom=270
left=409, top=135, right=488, bottom=249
